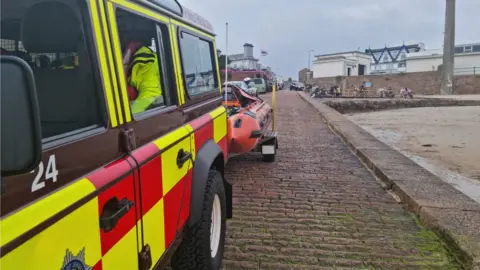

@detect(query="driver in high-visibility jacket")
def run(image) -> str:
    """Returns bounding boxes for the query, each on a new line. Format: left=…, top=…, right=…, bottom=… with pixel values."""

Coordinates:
left=122, top=34, right=163, bottom=114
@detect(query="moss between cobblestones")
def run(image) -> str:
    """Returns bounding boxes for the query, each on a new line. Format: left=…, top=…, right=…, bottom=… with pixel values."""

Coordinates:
left=372, top=214, right=461, bottom=269
left=337, top=213, right=356, bottom=222
left=313, top=212, right=459, bottom=268
left=411, top=216, right=461, bottom=268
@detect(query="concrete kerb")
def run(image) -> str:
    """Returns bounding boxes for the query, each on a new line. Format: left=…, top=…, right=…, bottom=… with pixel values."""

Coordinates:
left=297, top=91, right=480, bottom=270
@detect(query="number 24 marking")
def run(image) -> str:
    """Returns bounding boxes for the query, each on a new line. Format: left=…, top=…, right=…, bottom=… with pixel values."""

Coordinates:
left=30, top=155, right=59, bottom=192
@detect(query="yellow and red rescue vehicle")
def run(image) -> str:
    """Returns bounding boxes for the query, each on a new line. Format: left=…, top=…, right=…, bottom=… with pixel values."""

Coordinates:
left=0, top=0, right=280, bottom=269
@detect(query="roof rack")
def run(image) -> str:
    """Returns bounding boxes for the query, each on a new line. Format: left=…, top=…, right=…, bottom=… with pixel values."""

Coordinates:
left=143, top=0, right=183, bottom=16
left=181, top=6, right=214, bottom=33
left=134, top=0, right=215, bottom=34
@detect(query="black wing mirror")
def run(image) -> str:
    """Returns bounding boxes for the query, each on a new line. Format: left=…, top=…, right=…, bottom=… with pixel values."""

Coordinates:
left=1, top=56, right=42, bottom=177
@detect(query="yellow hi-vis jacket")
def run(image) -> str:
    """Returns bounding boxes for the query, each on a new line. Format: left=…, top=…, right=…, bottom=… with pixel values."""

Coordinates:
left=128, top=46, right=162, bottom=114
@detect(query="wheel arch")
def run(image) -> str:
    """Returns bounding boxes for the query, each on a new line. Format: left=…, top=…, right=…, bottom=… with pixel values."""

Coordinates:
left=189, top=139, right=232, bottom=227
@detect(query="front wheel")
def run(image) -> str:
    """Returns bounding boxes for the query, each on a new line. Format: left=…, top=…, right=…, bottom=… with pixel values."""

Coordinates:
left=171, top=170, right=227, bottom=270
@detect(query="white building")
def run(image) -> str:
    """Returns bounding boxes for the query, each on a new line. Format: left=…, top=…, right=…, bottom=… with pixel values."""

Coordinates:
left=407, top=43, right=480, bottom=74
left=365, top=43, right=425, bottom=74
left=312, top=51, right=371, bottom=78
left=227, top=43, right=259, bottom=70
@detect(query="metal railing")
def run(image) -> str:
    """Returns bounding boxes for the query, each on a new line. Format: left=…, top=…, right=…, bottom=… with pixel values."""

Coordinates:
left=454, top=66, right=478, bottom=75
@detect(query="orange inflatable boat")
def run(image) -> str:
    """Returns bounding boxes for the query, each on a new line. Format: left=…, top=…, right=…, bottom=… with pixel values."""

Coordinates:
left=222, top=84, right=278, bottom=161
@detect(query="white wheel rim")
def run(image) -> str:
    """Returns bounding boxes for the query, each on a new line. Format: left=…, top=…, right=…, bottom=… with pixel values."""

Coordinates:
left=210, top=194, right=221, bottom=258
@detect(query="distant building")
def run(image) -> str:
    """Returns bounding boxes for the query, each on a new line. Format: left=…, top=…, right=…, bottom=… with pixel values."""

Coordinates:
left=365, top=43, right=425, bottom=74
left=298, top=68, right=308, bottom=83
left=227, top=43, right=259, bottom=70
left=298, top=68, right=313, bottom=84
left=407, top=43, right=480, bottom=74
left=312, top=51, right=371, bottom=78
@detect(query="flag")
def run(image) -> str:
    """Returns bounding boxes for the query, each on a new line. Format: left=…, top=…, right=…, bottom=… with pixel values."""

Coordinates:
left=261, top=49, right=268, bottom=56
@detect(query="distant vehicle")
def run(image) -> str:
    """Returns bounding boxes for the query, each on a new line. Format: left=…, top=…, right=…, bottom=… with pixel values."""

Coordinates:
left=290, top=82, right=305, bottom=91
left=277, top=79, right=284, bottom=90
left=253, top=78, right=267, bottom=94
left=224, top=81, right=258, bottom=97
left=220, top=69, right=272, bottom=83
left=266, top=80, right=274, bottom=92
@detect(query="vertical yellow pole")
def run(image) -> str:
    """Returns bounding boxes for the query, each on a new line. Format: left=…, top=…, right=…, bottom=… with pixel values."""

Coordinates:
left=272, top=84, right=276, bottom=131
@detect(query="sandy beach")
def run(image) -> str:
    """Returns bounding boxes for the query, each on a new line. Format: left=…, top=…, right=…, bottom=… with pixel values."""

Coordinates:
left=347, top=106, right=480, bottom=202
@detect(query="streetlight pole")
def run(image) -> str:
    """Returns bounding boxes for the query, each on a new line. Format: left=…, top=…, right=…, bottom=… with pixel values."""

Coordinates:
left=308, top=49, right=314, bottom=82
left=308, top=50, right=314, bottom=70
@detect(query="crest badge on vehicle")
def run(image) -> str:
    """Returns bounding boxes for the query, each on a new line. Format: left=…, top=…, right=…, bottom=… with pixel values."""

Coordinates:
left=62, top=248, right=92, bottom=270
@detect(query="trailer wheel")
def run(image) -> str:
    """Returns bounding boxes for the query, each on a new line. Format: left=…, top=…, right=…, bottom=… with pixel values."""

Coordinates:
left=262, top=153, right=275, bottom=162
left=171, top=170, right=226, bottom=270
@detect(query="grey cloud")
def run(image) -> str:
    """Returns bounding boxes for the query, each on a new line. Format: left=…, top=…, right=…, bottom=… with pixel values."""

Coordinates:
left=180, top=0, right=480, bottom=79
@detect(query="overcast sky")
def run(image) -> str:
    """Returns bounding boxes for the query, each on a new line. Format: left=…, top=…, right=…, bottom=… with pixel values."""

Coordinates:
left=180, top=0, right=480, bottom=79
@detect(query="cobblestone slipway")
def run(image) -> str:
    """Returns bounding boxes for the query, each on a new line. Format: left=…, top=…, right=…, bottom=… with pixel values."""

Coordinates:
left=222, top=91, right=458, bottom=269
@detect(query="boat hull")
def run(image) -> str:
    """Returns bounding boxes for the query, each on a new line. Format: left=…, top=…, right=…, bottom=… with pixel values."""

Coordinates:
left=227, top=101, right=272, bottom=154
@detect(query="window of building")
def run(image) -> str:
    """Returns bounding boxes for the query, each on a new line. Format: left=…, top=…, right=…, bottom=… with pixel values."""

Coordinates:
left=115, top=9, right=175, bottom=116
left=1, top=0, right=105, bottom=142
left=358, top=64, right=365, bottom=75
left=383, top=55, right=389, bottom=62
left=179, top=31, right=217, bottom=97
left=464, top=46, right=473, bottom=53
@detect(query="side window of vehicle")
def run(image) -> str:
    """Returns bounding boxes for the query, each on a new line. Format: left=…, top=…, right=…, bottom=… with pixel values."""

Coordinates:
left=1, top=1, right=105, bottom=143
left=115, top=9, right=175, bottom=116
left=178, top=31, right=217, bottom=96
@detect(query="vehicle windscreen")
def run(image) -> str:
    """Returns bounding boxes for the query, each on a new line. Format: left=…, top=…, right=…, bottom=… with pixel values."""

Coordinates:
left=254, top=78, right=263, bottom=84
left=232, top=82, right=247, bottom=89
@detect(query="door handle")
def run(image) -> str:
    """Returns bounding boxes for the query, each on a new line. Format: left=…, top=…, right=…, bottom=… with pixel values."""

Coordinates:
left=176, top=149, right=192, bottom=168
left=100, top=198, right=134, bottom=232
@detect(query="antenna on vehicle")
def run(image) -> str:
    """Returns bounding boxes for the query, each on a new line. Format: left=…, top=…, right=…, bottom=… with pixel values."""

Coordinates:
left=224, top=22, right=229, bottom=105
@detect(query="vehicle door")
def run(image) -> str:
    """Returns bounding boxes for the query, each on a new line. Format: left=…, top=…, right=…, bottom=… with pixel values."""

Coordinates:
left=173, top=24, right=223, bottom=121
left=171, top=21, right=228, bottom=161
left=0, top=0, right=139, bottom=269
left=105, top=3, right=194, bottom=268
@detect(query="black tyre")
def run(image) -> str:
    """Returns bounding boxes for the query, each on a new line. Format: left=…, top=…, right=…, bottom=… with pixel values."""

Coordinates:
left=262, top=153, right=275, bottom=162
left=171, top=170, right=226, bottom=270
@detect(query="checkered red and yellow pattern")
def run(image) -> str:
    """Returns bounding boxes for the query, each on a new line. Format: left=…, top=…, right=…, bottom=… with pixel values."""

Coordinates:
left=0, top=106, right=227, bottom=270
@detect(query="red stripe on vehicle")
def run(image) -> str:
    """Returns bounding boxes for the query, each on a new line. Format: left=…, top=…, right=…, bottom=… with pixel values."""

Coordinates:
left=89, top=144, right=159, bottom=189
left=131, top=143, right=160, bottom=163
left=88, top=158, right=132, bottom=189
left=96, top=174, right=137, bottom=256
left=163, top=170, right=192, bottom=249
left=193, top=121, right=214, bottom=153
left=138, top=155, right=163, bottom=214
left=87, top=143, right=161, bottom=256
left=92, top=261, right=103, bottom=270
left=188, top=114, right=213, bottom=131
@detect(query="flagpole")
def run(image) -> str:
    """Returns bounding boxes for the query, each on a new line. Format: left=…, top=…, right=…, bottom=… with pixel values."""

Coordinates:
left=225, top=22, right=229, bottom=84
left=224, top=22, right=228, bottom=106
